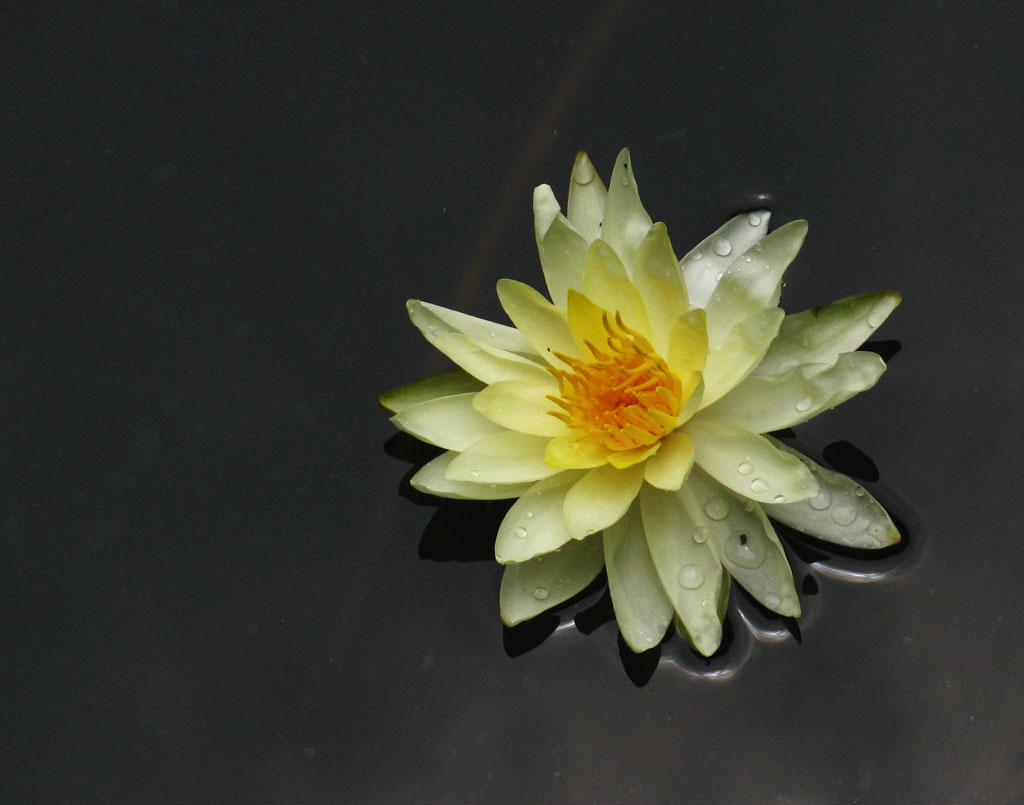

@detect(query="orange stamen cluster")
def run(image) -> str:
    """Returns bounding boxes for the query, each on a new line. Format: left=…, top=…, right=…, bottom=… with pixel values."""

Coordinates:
left=547, top=312, right=682, bottom=451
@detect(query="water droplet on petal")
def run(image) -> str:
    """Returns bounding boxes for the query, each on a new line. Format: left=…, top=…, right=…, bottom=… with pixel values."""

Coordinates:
left=513, top=526, right=528, bottom=539
left=750, top=478, right=769, bottom=494
left=677, top=564, right=705, bottom=589
left=748, top=213, right=762, bottom=226
left=744, top=255, right=753, bottom=262
left=691, top=249, right=703, bottom=261
left=867, top=522, right=888, bottom=538
left=693, top=526, right=710, bottom=544
left=643, top=636, right=654, bottom=644
left=738, top=461, right=753, bottom=475
left=533, top=586, right=549, bottom=600
left=742, top=500, right=755, bottom=512
left=795, top=397, right=813, bottom=412
left=854, top=487, right=865, bottom=497
left=715, top=271, right=724, bottom=282
left=704, top=497, right=730, bottom=520
left=867, top=302, right=889, bottom=328
left=808, top=487, right=831, bottom=510
left=772, top=494, right=786, bottom=504
left=763, top=592, right=781, bottom=609
left=831, top=505, right=857, bottom=526
left=724, top=531, right=766, bottom=569
left=573, top=157, right=595, bottom=184
left=525, top=510, right=534, bottom=518
left=800, top=336, right=811, bottom=347
left=470, top=469, right=480, bottom=478
left=713, top=237, right=732, bottom=257
left=489, top=330, right=497, bottom=338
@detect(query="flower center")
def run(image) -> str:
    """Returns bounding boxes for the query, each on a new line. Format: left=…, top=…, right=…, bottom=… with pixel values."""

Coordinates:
left=547, top=312, right=682, bottom=451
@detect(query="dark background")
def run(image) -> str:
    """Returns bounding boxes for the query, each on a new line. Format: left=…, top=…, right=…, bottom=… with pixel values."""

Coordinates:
left=3, top=2, right=1023, bottom=802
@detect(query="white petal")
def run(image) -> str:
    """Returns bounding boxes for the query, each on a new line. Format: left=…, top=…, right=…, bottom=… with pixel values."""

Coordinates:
left=600, top=148, right=652, bottom=276
left=532, top=184, right=562, bottom=243
left=643, top=430, right=695, bottom=491
left=603, top=502, right=674, bottom=652
left=497, top=279, right=581, bottom=367
left=410, top=451, right=534, bottom=500
left=538, top=216, right=587, bottom=307
left=755, top=291, right=903, bottom=376
left=701, top=308, right=784, bottom=407
left=563, top=462, right=645, bottom=539
left=391, top=392, right=505, bottom=450
left=762, top=438, right=900, bottom=549
left=379, top=370, right=483, bottom=414
left=432, top=332, right=552, bottom=385
left=407, top=299, right=534, bottom=355
left=680, top=468, right=801, bottom=616
left=499, top=534, right=605, bottom=626
left=580, top=239, right=650, bottom=336
left=566, top=151, right=607, bottom=244
left=684, top=418, right=818, bottom=503
left=640, top=485, right=725, bottom=656
left=472, top=379, right=568, bottom=437
left=631, top=223, right=689, bottom=355
left=681, top=210, right=771, bottom=309
left=700, top=351, right=887, bottom=433
left=703, top=220, right=807, bottom=347
left=445, top=431, right=560, bottom=484
left=495, top=472, right=585, bottom=563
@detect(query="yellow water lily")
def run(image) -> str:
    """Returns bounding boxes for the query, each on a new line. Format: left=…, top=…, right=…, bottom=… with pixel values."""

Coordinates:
left=381, top=149, right=901, bottom=656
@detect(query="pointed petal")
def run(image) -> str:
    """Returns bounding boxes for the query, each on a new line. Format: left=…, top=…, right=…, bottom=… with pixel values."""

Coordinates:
left=681, top=210, right=771, bottom=309
left=499, top=534, right=605, bottom=626
left=545, top=434, right=612, bottom=469
left=762, top=438, right=900, bottom=549
left=538, top=216, right=587, bottom=306
left=704, top=220, right=808, bottom=347
left=581, top=239, right=650, bottom=336
left=644, top=430, right=695, bottom=491
left=639, top=485, right=724, bottom=656
left=601, top=148, right=652, bottom=276
left=472, top=378, right=568, bottom=437
left=497, top=279, right=581, bottom=367
left=379, top=370, right=483, bottom=414
left=407, top=299, right=534, bottom=355
left=666, top=307, right=709, bottom=377
left=495, top=471, right=585, bottom=563
left=755, top=291, right=903, bottom=376
left=391, top=392, right=505, bottom=450
left=631, top=223, right=689, bottom=354
left=604, top=502, right=674, bottom=652
left=566, top=288, right=613, bottom=357
left=445, top=431, right=560, bottom=483
left=532, top=183, right=561, bottom=244
left=432, top=332, right=552, bottom=385
left=684, top=418, right=818, bottom=504
left=700, top=307, right=784, bottom=407
left=410, top=451, right=534, bottom=500
left=563, top=462, right=645, bottom=539
left=680, top=468, right=801, bottom=616
left=701, top=351, right=887, bottom=433
left=566, top=151, right=608, bottom=244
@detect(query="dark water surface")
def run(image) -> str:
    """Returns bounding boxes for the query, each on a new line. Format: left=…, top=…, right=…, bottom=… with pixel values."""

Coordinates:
left=4, top=2, right=1024, bottom=802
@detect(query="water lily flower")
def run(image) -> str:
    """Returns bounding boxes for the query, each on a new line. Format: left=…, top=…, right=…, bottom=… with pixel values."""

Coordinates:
left=381, top=149, right=901, bottom=657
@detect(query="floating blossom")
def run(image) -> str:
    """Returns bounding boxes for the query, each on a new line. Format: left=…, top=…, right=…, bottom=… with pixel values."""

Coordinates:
left=381, top=149, right=901, bottom=656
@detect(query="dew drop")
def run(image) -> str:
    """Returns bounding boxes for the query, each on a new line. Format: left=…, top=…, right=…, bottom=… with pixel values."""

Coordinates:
left=831, top=505, right=857, bottom=526
left=677, top=564, right=705, bottom=589
left=573, top=157, right=595, bottom=184
left=763, top=592, right=781, bottom=609
left=744, top=255, right=753, bottom=262
left=748, top=212, right=762, bottom=226
left=704, top=497, right=730, bottom=520
left=469, top=469, right=480, bottom=478
left=691, top=249, right=703, bottom=261
left=724, top=531, right=766, bottom=569
left=772, top=494, right=786, bottom=504
left=715, top=271, right=724, bottom=281
left=643, top=636, right=654, bottom=644
left=513, top=526, right=528, bottom=539
left=525, top=510, right=534, bottom=518
left=713, top=237, right=732, bottom=257
left=808, top=487, right=831, bottom=510
left=854, top=487, right=866, bottom=497
left=800, top=336, right=811, bottom=347
left=867, top=522, right=888, bottom=538
left=742, top=500, right=755, bottom=512
left=867, top=301, right=889, bottom=328
left=738, top=461, right=753, bottom=476
left=795, top=397, right=813, bottom=412
left=489, top=330, right=497, bottom=338
left=750, top=478, right=769, bottom=494
left=532, top=586, right=549, bottom=600
left=692, top=526, right=710, bottom=544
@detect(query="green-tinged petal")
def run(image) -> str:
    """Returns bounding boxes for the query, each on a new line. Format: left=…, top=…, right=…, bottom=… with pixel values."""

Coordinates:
left=644, top=430, right=695, bottom=490
left=603, top=502, right=674, bottom=652
left=445, top=431, right=560, bottom=483
left=545, top=434, right=612, bottom=469
left=566, top=151, right=607, bottom=244
left=566, top=288, right=614, bottom=357
left=762, top=438, right=900, bottom=549
left=407, top=299, right=534, bottom=356
left=704, top=220, right=808, bottom=347
left=539, top=216, right=587, bottom=307
left=701, top=308, right=784, bottom=407
left=700, top=351, right=887, bottom=433
left=631, top=223, right=689, bottom=354
left=391, top=392, right=505, bottom=450
left=410, top=451, right=534, bottom=500
left=640, top=485, right=724, bottom=656
left=379, top=370, right=483, bottom=414
left=563, top=462, right=645, bottom=539
left=601, top=148, right=652, bottom=276
left=680, top=468, right=801, bottom=616
left=581, top=239, right=651, bottom=336
left=433, top=332, right=553, bottom=385
left=681, top=210, right=771, bottom=309
left=755, top=291, right=903, bottom=376
left=666, top=308, right=708, bottom=378
left=685, top=418, right=818, bottom=504
left=499, top=534, right=605, bottom=626
left=473, top=378, right=568, bottom=437
left=497, top=279, right=581, bottom=367
left=532, top=183, right=562, bottom=244
left=495, top=471, right=586, bottom=564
